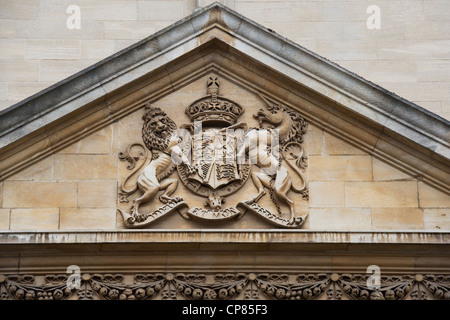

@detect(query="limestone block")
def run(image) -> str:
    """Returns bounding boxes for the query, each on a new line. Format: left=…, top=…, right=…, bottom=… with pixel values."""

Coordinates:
left=138, top=1, right=185, bottom=21
left=197, top=0, right=235, bottom=9
left=424, top=209, right=450, bottom=230
left=345, top=181, right=418, bottom=207
left=322, top=1, right=368, bottom=22
left=442, top=101, right=450, bottom=113
left=316, top=39, right=378, bottom=61
left=80, top=40, right=115, bottom=60
left=0, top=39, right=25, bottom=59
left=309, top=181, right=344, bottom=207
left=372, top=157, right=413, bottom=181
left=0, top=60, right=39, bottom=82
left=117, top=108, right=145, bottom=152
left=0, top=20, right=16, bottom=38
left=10, top=208, right=59, bottom=230
left=288, top=22, right=344, bottom=41
left=3, top=181, right=77, bottom=208
left=423, top=0, right=450, bottom=20
left=15, top=20, right=105, bottom=39
left=308, top=208, right=371, bottom=231
left=81, top=1, right=137, bottom=21
left=234, top=2, right=264, bottom=24
left=409, top=20, right=450, bottom=41
left=371, top=208, right=424, bottom=230
left=419, top=182, right=450, bottom=208
left=418, top=61, right=450, bottom=82
left=60, top=208, right=116, bottom=229
left=7, top=82, right=54, bottom=101
left=39, top=59, right=97, bottom=82
left=0, top=0, right=39, bottom=19
left=53, top=154, right=117, bottom=180
left=78, top=181, right=117, bottom=208
left=114, top=39, right=138, bottom=52
left=385, top=0, right=425, bottom=21
left=309, top=155, right=372, bottom=181
left=416, top=101, right=442, bottom=114
left=0, top=82, right=6, bottom=101
left=104, top=21, right=162, bottom=40
left=261, top=2, right=294, bottom=22
left=111, top=122, right=119, bottom=154
left=45, top=107, right=111, bottom=154
left=58, top=126, right=113, bottom=154
left=323, top=132, right=366, bottom=155
left=342, top=21, right=381, bottom=40
left=378, top=39, right=450, bottom=60
left=38, top=0, right=78, bottom=21
left=307, top=125, right=323, bottom=155
left=291, top=2, right=323, bottom=22
left=0, top=209, right=10, bottom=230
left=7, top=156, right=53, bottom=181
left=25, top=39, right=80, bottom=60
left=339, top=60, right=418, bottom=84
left=0, top=100, right=11, bottom=112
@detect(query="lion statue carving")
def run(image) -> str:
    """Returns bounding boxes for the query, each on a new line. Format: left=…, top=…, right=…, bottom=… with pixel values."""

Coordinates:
left=118, top=105, right=188, bottom=216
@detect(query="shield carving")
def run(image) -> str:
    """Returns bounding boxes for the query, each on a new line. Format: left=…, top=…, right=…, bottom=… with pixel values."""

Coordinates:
left=176, top=76, right=250, bottom=199
left=189, top=128, right=241, bottom=190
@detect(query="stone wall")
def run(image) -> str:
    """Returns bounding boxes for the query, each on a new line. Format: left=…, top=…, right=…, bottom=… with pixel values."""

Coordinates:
left=0, top=75, right=448, bottom=231
left=0, top=0, right=449, bottom=120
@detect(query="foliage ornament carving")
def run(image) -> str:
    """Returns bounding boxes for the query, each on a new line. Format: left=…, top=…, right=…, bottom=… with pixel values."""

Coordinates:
left=117, top=75, right=309, bottom=228
left=1, top=272, right=449, bottom=300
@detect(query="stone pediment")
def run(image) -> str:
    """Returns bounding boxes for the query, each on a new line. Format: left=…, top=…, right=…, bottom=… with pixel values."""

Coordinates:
left=0, top=3, right=449, bottom=231
left=1, top=3, right=450, bottom=302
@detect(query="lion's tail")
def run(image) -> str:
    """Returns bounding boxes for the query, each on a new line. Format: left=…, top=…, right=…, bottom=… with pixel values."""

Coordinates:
left=118, top=144, right=149, bottom=202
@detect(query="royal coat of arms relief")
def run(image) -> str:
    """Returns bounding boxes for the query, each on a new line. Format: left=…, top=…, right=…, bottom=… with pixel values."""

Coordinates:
left=117, top=75, right=309, bottom=228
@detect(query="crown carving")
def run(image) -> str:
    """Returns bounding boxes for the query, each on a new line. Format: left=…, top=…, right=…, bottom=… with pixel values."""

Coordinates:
left=185, top=76, right=243, bottom=126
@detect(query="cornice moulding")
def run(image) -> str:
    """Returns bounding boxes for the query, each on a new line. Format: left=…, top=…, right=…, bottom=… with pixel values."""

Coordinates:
left=0, top=230, right=448, bottom=245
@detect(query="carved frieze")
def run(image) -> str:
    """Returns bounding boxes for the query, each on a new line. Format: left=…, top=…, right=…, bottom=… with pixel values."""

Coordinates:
left=1, top=272, right=449, bottom=300
left=117, top=76, right=309, bottom=228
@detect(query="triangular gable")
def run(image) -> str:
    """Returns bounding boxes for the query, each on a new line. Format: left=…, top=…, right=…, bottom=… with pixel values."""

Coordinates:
left=0, top=2, right=448, bottom=195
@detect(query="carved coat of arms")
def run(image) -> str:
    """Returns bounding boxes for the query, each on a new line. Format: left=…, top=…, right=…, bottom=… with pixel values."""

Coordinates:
left=117, top=76, right=308, bottom=228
